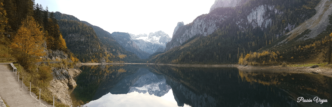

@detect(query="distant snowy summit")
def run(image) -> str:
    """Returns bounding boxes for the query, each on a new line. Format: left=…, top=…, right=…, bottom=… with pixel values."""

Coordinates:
left=131, top=31, right=171, bottom=46
left=130, top=31, right=171, bottom=54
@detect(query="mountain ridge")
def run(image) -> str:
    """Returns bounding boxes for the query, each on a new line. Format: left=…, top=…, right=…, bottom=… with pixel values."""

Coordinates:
left=152, top=0, right=325, bottom=64
left=54, top=12, right=143, bottom=62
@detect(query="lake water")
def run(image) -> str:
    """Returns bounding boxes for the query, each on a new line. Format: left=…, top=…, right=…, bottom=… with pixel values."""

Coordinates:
left=71, top=65, right=332, bottom=107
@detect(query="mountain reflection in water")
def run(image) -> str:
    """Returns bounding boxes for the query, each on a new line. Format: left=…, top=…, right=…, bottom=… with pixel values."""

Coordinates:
left=71, top=65, right=332, bottom=107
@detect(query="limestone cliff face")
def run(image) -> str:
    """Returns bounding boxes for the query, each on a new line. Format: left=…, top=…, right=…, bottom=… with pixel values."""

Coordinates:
left=153, top=0, right=322, bottom=64
left=165, top=4, right=275, bottom=51
left=164, top=0, right=324, bottom=52
left=166, top=14, right=224, bottom=51
left=49, top=68, right=82, bottom=106
left=45, top=50, right=68, bottom=61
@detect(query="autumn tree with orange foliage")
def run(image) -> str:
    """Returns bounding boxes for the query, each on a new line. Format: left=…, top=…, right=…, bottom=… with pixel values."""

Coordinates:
left=118, top=54, right=127, bottom=59
left=10, top=16, right=45, bottom=72
left=11, top=16, right=45, bottom=56
left=58, top=34, right=67, bottom=50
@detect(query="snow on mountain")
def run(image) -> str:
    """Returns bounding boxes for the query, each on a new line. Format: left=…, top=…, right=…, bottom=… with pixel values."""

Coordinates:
left=130, top=31, right=171, bottom=54
left=131, top=31, right=171, bottom=45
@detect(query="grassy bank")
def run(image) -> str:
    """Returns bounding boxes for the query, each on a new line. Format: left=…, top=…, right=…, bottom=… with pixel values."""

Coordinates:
left=1, top=42, right=77, bottom=107
left=14, top=63, right=68, bottom=107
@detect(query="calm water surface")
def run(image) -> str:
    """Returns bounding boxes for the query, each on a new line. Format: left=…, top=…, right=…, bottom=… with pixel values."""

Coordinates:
left=71, top=65, right=332, bottom=107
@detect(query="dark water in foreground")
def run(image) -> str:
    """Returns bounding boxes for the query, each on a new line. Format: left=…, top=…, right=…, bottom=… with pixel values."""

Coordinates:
left=71, top=65, right=332, bottom=107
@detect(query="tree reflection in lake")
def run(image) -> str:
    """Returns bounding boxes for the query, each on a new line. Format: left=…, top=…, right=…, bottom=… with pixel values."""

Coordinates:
left=71, top=65, right=332, bottom=107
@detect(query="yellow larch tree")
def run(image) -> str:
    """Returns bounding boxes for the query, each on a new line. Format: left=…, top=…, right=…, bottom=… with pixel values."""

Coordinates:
left=58, top=34, right=67, bottom=50
left=11, top=16, right=45, bottom=57
left=118, top=54, right=127, bottom=59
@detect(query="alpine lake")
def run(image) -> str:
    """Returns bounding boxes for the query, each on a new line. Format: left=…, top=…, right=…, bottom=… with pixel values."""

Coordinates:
left=70, top=64, right=332, bottom=107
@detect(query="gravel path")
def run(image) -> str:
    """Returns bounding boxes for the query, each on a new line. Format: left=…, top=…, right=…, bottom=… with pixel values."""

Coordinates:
left=0, top=64, right=50, bottom=107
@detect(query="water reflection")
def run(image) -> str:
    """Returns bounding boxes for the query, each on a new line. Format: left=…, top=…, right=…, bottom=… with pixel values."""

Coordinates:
left=85, top=90, right=180, bottom=107
left=128, top=68, right=171, bottom=96
left=72, top=65, right=332, bottom=107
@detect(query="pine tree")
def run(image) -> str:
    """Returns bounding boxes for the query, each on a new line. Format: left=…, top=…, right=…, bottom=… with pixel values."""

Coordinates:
left=3, top=0, right=16, bottom=31
left=0, top=1, right=7, bottom=37
left=43, top=6, right=48, bottom=30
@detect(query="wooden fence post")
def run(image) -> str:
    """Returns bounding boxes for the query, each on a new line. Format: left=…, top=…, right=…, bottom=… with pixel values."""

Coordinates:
left=30, top=82, right=31, bottom=95
left=329, top=35, right=331, bottom=64
left=39, top=89, right=41, bottom=106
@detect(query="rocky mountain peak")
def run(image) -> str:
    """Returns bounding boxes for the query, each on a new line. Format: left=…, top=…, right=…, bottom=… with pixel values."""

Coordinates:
left=210, top=0, right=248, bottom=12
left=173, top=22, right=184, bottom=36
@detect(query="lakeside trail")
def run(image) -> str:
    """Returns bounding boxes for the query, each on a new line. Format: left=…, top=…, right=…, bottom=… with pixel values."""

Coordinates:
left=0, top=64, right=51, bottom=107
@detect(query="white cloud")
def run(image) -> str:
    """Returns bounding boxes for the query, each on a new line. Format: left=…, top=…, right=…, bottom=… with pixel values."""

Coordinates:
left=35, top=0, right=214, bottom=38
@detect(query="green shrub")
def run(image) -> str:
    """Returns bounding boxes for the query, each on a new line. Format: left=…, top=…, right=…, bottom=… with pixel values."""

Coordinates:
left=38, top=64, right=53, bottom=87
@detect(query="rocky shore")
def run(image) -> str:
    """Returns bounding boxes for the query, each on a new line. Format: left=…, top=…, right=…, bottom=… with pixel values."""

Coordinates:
left=49, top=68, right=82, bottom=106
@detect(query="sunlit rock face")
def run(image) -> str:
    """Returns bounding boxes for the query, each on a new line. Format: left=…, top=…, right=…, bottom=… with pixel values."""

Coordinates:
left=246, top=5, right=276, bottom=28
left=165, top=13, right=229, bottom=51
left=173, top=22, right=184, bottom=36
left=210, top=0, right=248, bottom=11
left=164, top=0, right=293, bottom=51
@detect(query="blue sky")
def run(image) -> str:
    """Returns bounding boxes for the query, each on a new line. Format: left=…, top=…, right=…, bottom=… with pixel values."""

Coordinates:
left=35, top=0, right=215, bottom=37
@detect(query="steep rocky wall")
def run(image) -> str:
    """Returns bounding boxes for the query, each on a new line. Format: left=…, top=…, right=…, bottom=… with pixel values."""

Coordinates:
left=165, top=11, right=230, bottom=51
left=48, top=68, right=82, bottom=106
left=45, top=50, right=68, bottom=61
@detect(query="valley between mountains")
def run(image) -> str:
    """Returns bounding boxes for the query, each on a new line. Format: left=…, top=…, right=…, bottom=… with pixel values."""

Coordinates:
left=1, top=0, right=332, bottom=106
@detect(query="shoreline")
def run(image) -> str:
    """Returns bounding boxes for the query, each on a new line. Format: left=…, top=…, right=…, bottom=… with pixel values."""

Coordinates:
left=80, top=63, right=332, bottom=77
left=80, top=63, right=238, bottom=68
left=237, top=65, right=332, bottom=78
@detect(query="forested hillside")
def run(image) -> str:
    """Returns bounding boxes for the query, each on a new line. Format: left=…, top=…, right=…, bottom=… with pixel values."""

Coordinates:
left=0, top=0, right=78, bottom=106
left=0, top=0, right=78, bottom=65
left=150, top=0, right=331, bottom=64
left=84, top=22, right=143, bottom=62
left=110, top=32, right=150, bottom=59
left=54, top=12, right=143, bottom=62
